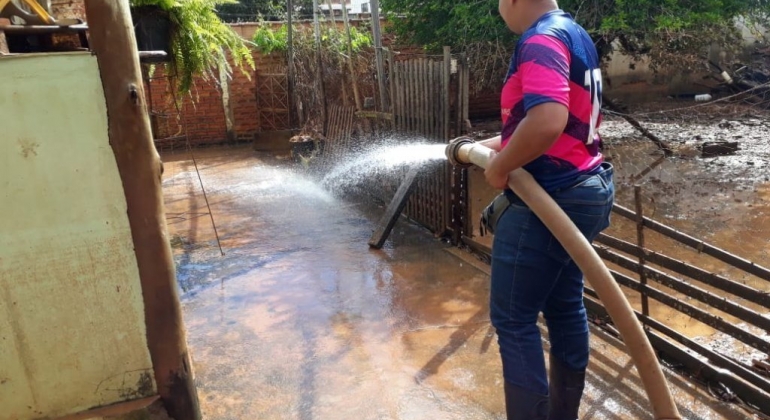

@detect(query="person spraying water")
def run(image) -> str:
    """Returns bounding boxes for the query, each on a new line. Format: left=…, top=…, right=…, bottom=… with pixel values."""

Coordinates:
left=448, top=1, right=682, bottom=419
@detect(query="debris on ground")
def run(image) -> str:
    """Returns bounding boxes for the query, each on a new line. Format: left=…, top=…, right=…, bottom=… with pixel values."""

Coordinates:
left=290, top=131, right=326, bottom=167
left=703, top=46, right=770, bottom=107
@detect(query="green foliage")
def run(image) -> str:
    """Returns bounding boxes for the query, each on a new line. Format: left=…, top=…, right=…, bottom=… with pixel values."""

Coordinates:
left=252, top=23, right=373, bottom=55
left=215, top=0, right=316, bottom=22
left=253, top=24, right=289, bottom=54
left=381, top=0, right=513, bottom=50
left=251, top=21, right=377, bottom=128
left=381, top=0, right=769, bottom=62
left=130, top=0, right=255, bottom=94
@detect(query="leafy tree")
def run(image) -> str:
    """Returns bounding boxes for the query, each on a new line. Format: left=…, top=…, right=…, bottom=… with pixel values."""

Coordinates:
left=381, top=0, right=769, bottom=66
left=216, top=0, right=316, bottom=22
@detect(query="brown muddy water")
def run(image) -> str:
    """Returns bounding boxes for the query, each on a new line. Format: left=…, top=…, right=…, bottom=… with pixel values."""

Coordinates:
left=161, top=144, right=753, bottom=419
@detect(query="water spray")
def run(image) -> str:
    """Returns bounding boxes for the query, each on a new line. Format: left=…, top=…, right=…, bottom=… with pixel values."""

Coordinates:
left=446, top=137, right=682, bottom=420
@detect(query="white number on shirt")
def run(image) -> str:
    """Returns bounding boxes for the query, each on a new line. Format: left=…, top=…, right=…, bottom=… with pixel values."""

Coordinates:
left=584, top=68, right=603, bottom=145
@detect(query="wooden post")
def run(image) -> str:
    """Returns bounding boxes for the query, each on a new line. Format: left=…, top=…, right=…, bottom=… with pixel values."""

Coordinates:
left=342, top=1, right=363, bottom=111
left=369, top=166, right=421, bottom=249
left=325, top=0, right=337, bottom=25
left=313, top=0, right=328, bottom=134
left=370, top=0, right=388, bottom=112
left=287, top=0, right=296, bottom=128
left=455, top=55, right=463, bottom=137
left=462, top=54, right=469, bottom=129
left=635, top=186, right=650, bottom=317
left=82, top=1, right=201, bottom=419
left=442, top=46, right=451, bottom=141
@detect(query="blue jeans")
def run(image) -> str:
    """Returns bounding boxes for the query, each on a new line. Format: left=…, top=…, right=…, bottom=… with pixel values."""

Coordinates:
left=490, top=163, right=614, bottom=396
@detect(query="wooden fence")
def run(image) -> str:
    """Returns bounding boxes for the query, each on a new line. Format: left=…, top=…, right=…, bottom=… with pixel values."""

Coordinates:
left=389, top=48, right=469, bottom=235
left=325, top=105, right=356, bottom=158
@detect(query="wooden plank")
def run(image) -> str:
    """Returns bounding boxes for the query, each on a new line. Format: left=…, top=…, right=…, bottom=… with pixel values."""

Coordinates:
left=402, top=61, right=407, bottom=132
left=438, top=59, right=448, bottom=231
left=399, top=62, right=405, bottom=131
left=344, top=106, right=354, bottom=151
left=327, top=105, right=335, bottom=141
left=82, top=1, right=200, bottom=418
left=326, top=106, right=334, bottom=156
left=420, top=58, right=428, bottom=138
left=394, top=62, right=402, bottom=131
left=333, top=105, right=339, bottom=140
left=455, top=56, right=463, bottom=137
left=423, top=58, right=430, bottom=138
left=443, top=47, right=451, bottom=141
left=355, top=111, right=393, bottom=120
left=404, top=61, right=409, bottom=133
left=413, top=60, right=419, bottom=135
left=391, top=62, right=398, bottom=130
left=56, top=396, right=160, bottom=420
left=369, top=166, right=422, bottom=249
left=414, top=59, right=421, bottom=137
left=328, top=106, right=337, bottom=156
left=408, top=59, right=414, bottom=134
left=462, top=55, right=469, bottom=127
left=428, top=61, right=435, bottom=140
left=340, top=106, right=348, bottom=152
left=434, top=60, right=442, bottom=140
left=413, top=59, right=420, bottom=135
left=407, top=60, right=412, bottom=135
left=331, top=106, right=340, bottom=155
left=0, top=24, right=89, bottom=35
left=388, top=49, right=396, bottom=128
left=421, top=172, right=428, bottom=227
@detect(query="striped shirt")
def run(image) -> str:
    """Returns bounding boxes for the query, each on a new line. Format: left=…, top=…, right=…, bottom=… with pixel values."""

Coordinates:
left=501, top=10, right=604, bottom=191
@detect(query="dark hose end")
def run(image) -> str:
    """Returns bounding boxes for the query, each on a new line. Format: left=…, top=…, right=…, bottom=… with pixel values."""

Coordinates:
left=446, top=136, right=475, bottom=168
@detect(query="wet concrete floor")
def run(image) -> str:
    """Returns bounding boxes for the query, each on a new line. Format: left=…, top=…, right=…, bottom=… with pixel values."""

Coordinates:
left=161, top=145, right=751, bottom=419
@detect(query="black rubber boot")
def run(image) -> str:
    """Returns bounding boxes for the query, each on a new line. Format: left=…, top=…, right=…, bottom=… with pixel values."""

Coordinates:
left=547, top=355, right=586, bottom=420
left=504, top=381, right=549, bottom=420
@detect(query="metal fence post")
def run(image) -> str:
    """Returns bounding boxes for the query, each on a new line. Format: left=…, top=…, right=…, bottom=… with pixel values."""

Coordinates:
left=635, top=186, right=650, bottom=317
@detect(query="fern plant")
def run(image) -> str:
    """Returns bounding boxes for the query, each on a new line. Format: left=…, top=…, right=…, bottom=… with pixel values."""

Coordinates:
left=130, top=0, right=255, bottom=94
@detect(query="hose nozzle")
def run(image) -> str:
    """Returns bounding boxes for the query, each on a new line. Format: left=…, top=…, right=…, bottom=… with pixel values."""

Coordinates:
left=445, top=136, right=476, bottom=168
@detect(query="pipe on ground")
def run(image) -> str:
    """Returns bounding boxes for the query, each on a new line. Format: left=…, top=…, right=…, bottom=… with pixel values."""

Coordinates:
left=446, top=138, right=681, bottom=420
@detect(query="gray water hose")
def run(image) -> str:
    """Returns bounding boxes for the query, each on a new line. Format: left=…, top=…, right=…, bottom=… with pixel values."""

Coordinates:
left=446, top=137, right=681, bottom=419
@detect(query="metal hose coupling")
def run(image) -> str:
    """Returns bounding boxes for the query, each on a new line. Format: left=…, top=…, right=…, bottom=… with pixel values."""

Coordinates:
left=446, top=136, right=476, bottom=168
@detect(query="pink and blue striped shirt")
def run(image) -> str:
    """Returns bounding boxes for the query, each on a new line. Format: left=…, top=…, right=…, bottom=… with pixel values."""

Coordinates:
left=501, top=10, right=604, bottom=191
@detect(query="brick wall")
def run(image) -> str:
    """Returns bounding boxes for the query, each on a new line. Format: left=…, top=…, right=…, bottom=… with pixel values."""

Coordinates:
left=143, top=50, right=289, bottom=148
left=144, top=66, right=230, bottom=148
left=230, top=52, right=288, bottom=141
left=47, top=4, right=384, bottom=146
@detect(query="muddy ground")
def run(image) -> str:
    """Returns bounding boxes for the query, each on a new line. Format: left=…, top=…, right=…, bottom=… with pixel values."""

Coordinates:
left=160, top=132, right=760, bottom=419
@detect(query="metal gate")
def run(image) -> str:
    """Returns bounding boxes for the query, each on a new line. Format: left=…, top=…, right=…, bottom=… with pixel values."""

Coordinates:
left=389, top=49, right=469, bottom=235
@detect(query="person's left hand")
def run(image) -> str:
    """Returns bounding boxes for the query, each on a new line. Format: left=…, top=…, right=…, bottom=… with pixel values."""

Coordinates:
left=484, top=158, right=509, bottom=190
